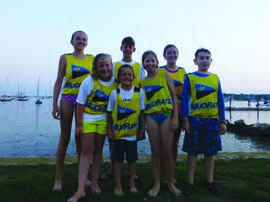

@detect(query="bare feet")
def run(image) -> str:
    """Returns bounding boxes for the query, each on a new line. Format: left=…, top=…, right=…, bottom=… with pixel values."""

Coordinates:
left=148, top=185, right=160, bottom=198
left=130, top=187, right=138, bottom=194
left=52, top=181, right=62, bottom=191
left=85, top=179, right=92, bottom=187
left=91, top=185, right=102, bottom=195
left=67, top=192, right=85, bottom=202
left=168, top=183, right=182, bottom=197
left=114, top=190, right=124, bottom=196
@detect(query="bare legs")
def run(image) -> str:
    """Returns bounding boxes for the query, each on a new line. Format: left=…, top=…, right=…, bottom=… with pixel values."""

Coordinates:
left=53, top=98, right=81, bottom=190
left=186, top=154, right=214, bottom=183
left=147, top=116, right=181, bottom=197
left=68, top=132, right=106, bottom=200
left=113, top=161, right=137, bottom=196
left=91, top=134, right=106, bottom=192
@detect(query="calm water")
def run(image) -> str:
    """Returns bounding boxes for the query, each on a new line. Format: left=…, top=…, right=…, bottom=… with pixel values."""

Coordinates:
left=0, top=99, right=269, bottom=158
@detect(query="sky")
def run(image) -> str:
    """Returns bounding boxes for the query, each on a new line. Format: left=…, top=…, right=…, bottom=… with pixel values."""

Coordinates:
left=1, top=0, right=270, bottom=96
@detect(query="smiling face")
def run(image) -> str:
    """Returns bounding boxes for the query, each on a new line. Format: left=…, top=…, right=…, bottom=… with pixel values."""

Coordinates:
left=117, top=65, right=134, bottom=89
left=70, top=31, right=88, bottom=51
left=164, top=46, right=178, bottom=65
left=194, top=51, right=212, bottom=73
left=96, top=58, right=112, bottom=82
left=142, top=52, right=159, bottom=74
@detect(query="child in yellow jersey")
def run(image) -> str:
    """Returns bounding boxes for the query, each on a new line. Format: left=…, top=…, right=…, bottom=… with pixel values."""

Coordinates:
left=52, top=30, right=94, bottom=191
left=107, top=65, right=146, bottom=196
left=181, top=48, right=227, bottom=197
left=160, top=44, right=186, bottom=183
left=67, top=53, right=118, bottom=202
left=140, top=50, right=182, bottom=198
left=101, top=36, right=145, bottom=180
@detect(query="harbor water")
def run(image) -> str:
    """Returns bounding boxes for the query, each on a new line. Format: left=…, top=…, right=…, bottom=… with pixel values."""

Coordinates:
left=0, top=99, right=269, bottom=158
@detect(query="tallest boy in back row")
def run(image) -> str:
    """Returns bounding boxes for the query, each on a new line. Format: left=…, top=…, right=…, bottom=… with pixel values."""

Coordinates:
left=100, top=36, right=146, bottom=180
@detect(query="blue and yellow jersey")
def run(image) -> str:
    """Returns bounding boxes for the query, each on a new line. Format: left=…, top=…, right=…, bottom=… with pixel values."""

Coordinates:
left=188, top=72, right=219, bottom=118
left=140, top=68, right=172, bottom=114
left=62, top=54, right=94, bottom=95
left=114, top=61, right=141, bottom=87
left=112, top=87, right=141, bottom=139
left=84, top=80, right=118, bottom=114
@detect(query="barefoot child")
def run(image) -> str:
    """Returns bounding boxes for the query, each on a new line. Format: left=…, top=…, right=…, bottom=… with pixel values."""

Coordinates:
left=100, top=36, right=145, bottom=180
left=160, top=44, right=186, bottom=182
left=52, top=30, right=94, bottom=191
left=107, top=64, right=146, bottom=196
left=140, top=50, right=181, bottom=198
left=67, top=53, right=118, bottom=202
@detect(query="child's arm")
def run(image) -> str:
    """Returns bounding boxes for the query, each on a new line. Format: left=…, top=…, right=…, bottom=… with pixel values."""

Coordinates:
left=181, top=75, right=191, bottom=133
left=75, top=103, right=84, bottom=137
left=107, top=90, right=116, bottom=139
left=137, top=110, right=146, bottom=140
left=217, top=80, right=227, bottom=135
left=107, top=111, right=114, bottom=139
left=165, top=72, right=178, bottom=131
left=52, top=54, right=66, bottom=119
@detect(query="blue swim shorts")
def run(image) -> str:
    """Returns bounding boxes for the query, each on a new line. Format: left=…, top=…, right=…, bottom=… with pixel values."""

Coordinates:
left=182, top=117, right=222, bottom=155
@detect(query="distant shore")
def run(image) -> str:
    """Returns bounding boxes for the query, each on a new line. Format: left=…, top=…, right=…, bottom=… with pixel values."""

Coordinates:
left=225, top=106, right=270, bottom=111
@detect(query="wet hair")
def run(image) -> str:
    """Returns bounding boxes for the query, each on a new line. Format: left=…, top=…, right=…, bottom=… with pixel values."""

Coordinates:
left=142, top=50, right=159, bottom=69
left=163, top=44, right=178, bottom=57
left=195, top=48, right=211, bottom=59
left=121, top=36, right=135, bottom=47
left=70, top=30, right=87, bottom=43
left=117, top=64, right=135, bottom=82
left=92, top=53, right=113, bottom=80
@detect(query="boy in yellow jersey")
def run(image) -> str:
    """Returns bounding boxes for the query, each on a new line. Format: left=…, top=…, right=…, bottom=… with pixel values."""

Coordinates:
left=100, top=36, right=145, bottom=180
left=113, top=36, right=146, bottom=87
left=181, top=48, right=227, bottom=197
left=107, top=65, right=145, bottom=196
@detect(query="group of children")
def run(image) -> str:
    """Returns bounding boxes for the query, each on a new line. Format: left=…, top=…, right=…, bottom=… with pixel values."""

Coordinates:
left=51, top=30, right=227, bottom=202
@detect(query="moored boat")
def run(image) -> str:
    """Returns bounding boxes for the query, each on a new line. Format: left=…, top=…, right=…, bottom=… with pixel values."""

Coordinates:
left=0, top=95, right=12, bottom=102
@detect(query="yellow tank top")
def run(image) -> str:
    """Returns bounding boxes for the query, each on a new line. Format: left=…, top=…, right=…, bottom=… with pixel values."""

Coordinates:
left=84, top=79, right=118, bottom=114
left=160, top=66, right=186, bottom=105
left=114, top=61, right=141, bottom=87
left=62, top=54, right=94, bottom=95
left=112, top=87, right=141, bottom=139
left=188, top=73, right=219, bottom=118
left=140, top=68, right=172, bottom=114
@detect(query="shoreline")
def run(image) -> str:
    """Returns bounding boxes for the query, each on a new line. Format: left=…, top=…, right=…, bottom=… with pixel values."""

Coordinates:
left=226, top=106, right=270, bottom=111
left=1, top=152, right=270, bottom=165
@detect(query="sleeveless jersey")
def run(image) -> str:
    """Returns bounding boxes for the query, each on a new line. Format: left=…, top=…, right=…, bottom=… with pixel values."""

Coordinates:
left=112, top=87, right=141, bottom=139
left=84, top=79, right=118, bottom=114
left=62, top=54, right=94, bottom=95
left=160, top=66, right=186, bottom=112
left=140, top=68, right=172, bottom=114
left=188, top=72, right=219, bottom=118
left=114, top=61, right=141, bottom=87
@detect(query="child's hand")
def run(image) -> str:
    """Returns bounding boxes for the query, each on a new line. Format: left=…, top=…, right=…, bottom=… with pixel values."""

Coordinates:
left=219, top=123, right=227, bottom=135
left=52, top=105, right=60, bottom=119
left=75, top=126, right=83, bottom=137
left=137, top=129, right=146, bottom=141
left=183, top=118, right=190, bottom=133
left=107, top=131, right=114, bottom=139
left=170, top=117, right=178, bottom=131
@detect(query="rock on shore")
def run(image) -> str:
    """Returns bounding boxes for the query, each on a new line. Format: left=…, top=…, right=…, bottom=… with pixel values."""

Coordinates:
left=227, top=119, right=270, bottom=139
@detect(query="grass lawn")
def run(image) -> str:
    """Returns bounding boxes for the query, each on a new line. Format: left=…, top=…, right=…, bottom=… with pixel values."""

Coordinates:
left=0, top=153, right=269, bottom=202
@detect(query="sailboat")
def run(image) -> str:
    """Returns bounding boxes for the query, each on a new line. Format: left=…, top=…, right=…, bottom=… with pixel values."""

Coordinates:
left=35, top=78, right=42, bottom=104
left=17, top=83, right=28, bottom=101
